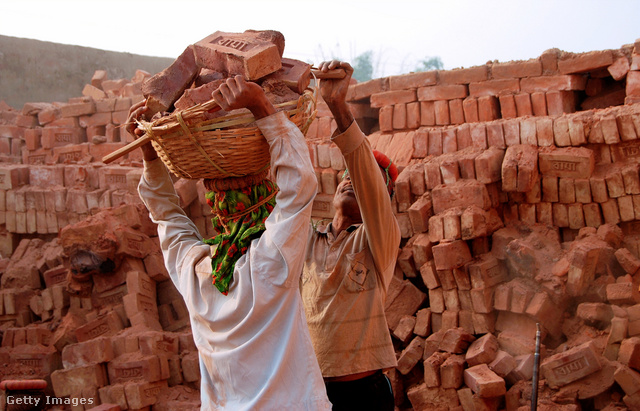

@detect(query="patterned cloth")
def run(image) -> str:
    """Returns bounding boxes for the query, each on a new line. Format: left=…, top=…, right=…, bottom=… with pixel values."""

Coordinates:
left=204, top=179, right=278, bottom=294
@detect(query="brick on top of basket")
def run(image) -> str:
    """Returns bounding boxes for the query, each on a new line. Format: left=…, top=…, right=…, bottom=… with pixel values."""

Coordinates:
left=140, top=29, right=312, bottom=122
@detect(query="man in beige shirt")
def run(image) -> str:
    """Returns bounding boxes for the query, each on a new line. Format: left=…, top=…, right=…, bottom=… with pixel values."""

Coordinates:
left=302, top=60, right=401, bottom=411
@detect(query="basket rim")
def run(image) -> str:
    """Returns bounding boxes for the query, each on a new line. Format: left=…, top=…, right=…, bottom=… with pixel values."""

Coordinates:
left=142, top=87, right=318, bottom=180
left=137, top=87, right=316, bottom=137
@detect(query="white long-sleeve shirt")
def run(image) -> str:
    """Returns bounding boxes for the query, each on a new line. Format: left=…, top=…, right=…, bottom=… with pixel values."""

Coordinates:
left=138, top=111, right=331, bottom=411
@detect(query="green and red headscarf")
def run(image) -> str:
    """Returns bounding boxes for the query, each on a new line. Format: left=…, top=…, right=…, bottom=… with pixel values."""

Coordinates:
left=203, top=179, right=278, bottom=295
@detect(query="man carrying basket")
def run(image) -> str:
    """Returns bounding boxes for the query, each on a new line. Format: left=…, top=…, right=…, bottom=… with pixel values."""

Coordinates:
left=129, top=75, right=330, bottom=410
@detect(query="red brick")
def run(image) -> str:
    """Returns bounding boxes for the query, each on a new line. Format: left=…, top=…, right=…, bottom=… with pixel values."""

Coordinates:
left=384, top=276, right=427, bottom=329
left=420, top=260, right=441, bottom=290
left=618, top=114, right=639, bottom=142
left=513, top=93, right=533, bottom=117
left=471, top=286, right=495, bottom=314
left=492, top=60, right=542, bottom=79
left=627, top=71, right=640, bottom=98
left=536, top=117, right=554, bottom=146
left=463, top=97, right=479, bottom=123
left=393, top=315, right=417, bottom=343
left=436, top=268, right=458, bottom=291
left=470, top=123, right=488, bottom=149
left=431, top=179, right=491, bottom=214
left=389, top=71, right=437, bottom=90
left=503, top=120, right=520, bottom=146
left=411, top=233, right=434, bottom=268
left=60, top=101, right=96, bottom=118
left=607, top=282, right=640, bottom=305
left=418, top=85, right=468, bottom=101
left=619, top=336, right=640, bottom=371
left=485, top=122, right=505, bottom=149
left=531, top=91, right=548, bottom=116
left=439, top=66, right=488, bottom=84
left=370, top=89, right=416, bottom=108
left=434, top=100, right=450, bottom=125
left=392, top=104, right=406, bottom=129
left=488, top=350, right=517, bottom=378
left=51, top=363, right=108, bottom=397
left=396, top=336, right=424, bottom=374
left=413, top=128, right=428, bottom=158
left=615, top=247, right=640, bottom=274
left=348, top=77, right=388, bottom=101
left=408, top=193, right=433, bottom=234
left=478, top=95, right=500, bottom=122
left=75, top=311, right=124, bottom=342
left=498, top=94, right=517, bottom=119
left=601, top=115, right=622, bottom=144
left=407, top=102, right=420, bottom=129
left=441, top=354, right=466, bottom=389
left=107, top=353, right=165, bottom=384
left=466, top=333, right=499, bottom=367
left=546, top=90, right=577, bottom=116
left=195, top=30, right=283, bottom=79
left=541, top=341, right=602, bottom=388
left=519, top=117, right=537, bottom=145
left=433, top=240, right=473, bottom=270
left=614, top=364, right=640, bottom=396
left=468, top=254, right=507, bottom=289
left=424, top=351, right=449, bottom=386
left=439, top=157, right=460, bottom=184
left=124, top=380, right=168, bottom=409
left=62, top=336, right=114, bottom=368
left=414, top=308, right=432, bottom=337
left=469, top=79, right=520, bottom=98
left=449, top=99, right=465, bottom=125
left=427, top=129, right=443, bottom=156
left=464, top=363, right=506, bottom=398
left=521, top=75, right=587, bottom=93
left=428, top=287, right=445, bottom=313
left=558, top=50, right=614, bottom=74
left=439, top=327, right=476, bottom=354
left=568, top=117, right=587, bottom=145
left=420, top=101, right=436, bottom=126
left=475, top=147, right=504, bottom=184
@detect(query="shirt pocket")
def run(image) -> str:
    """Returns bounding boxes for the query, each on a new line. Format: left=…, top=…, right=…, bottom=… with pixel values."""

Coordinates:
left=344, top=250, right=376, bottom=293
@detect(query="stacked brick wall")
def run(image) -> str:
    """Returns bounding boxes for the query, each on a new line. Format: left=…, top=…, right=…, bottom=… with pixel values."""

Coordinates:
left=0, top=39, right=639, bottom=410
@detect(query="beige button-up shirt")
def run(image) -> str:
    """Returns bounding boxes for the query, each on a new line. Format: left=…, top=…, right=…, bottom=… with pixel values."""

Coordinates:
left=302, top=120, right=401, bottom=378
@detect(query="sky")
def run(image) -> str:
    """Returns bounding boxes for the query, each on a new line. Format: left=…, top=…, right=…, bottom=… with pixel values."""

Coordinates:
left=1, top=0, right=639, bottom=78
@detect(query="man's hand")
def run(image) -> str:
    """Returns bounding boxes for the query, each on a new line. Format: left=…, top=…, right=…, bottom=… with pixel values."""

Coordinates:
left=126, top=99, right=158, bottom=161
left=211, top=75, right=276, bottom=120
left=317, top=60, right=355, bottom=133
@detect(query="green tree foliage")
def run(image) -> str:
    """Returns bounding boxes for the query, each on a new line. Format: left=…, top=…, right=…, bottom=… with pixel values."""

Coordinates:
left=415, top=56, right=444, bottom=72
left=352, top=51, right=374, bottom=82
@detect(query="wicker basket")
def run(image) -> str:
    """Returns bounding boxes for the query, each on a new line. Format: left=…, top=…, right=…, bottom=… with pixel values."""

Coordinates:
left=136, top=88, right=317, bottom=180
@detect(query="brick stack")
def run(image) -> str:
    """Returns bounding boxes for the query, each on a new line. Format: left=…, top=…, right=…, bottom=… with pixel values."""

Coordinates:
left=305, top=39, right=640, bottom=410
left=0, top=204, right=202, bottom=410
left=0, top=37, right=639, bottom=410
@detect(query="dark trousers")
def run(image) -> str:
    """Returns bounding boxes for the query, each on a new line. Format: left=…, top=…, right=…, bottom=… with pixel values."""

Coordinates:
left=324, top=370, right=395, bottom=411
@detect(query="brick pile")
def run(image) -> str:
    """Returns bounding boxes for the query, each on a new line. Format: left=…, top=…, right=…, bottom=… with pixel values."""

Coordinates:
left=306, top=39, right=640, bottom=410
left=0, top=36, right=639, bottom=410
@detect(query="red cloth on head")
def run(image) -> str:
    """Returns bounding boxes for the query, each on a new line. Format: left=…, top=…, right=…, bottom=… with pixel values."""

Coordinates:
left=372, top=150, right=398, bottom=183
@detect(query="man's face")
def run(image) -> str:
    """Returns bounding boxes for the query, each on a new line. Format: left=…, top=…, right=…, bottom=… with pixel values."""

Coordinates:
left=333, top=174, right=361, bottom=220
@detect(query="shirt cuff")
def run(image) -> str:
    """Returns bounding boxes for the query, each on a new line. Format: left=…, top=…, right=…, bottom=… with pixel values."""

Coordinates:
left=143, top=157, right=167, bottom=179
left=331, top=120, right=365, bottom=156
